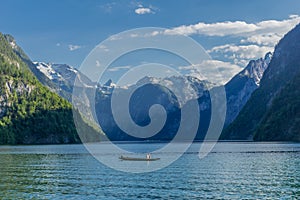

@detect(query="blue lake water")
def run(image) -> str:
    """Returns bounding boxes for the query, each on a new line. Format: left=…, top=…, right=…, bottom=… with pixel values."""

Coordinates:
left=0, top=142, right=299, bottom=199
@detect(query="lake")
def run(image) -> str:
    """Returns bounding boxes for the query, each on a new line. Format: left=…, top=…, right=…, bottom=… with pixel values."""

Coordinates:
left=0, top=142, right=299, bottom=199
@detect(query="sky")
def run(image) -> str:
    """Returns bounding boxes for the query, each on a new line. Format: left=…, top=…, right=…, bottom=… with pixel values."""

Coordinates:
left=1, top=0, right=300, bottom=84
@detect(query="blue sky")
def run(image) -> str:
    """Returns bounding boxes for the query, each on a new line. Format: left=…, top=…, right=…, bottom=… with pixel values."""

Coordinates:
left=1, top=0, right=300, bottom=84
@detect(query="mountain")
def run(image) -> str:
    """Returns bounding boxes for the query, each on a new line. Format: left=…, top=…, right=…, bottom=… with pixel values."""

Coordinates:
left=35, top=58, right=271, bottom=141
left=5, top=35, right=61, bottom=96
left=96, top=83, right=181, bottom=141
left=254, top=72, right=300, bottom=141
left=222, top=23, right=300, bottom=141
left=32, top=62, right=101, bottom=124
left=224, top=52, right=272, bottom=126
left=33, top=64, right=216, bottom=141
left=95, top=75, right=212, bottom=141
left=33, top=62, right=214, bottom=105
left=0, top=33, right=102, bottom=144
left=32, top=62, right=96, bottom=101
left=30, top=44, right=274, bottom=141
left=135, top=75, right=215, bottom=104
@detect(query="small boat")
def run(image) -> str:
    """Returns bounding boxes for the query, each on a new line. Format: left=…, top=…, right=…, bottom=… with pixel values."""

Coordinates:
left=119, top=155, right=160, bottom=161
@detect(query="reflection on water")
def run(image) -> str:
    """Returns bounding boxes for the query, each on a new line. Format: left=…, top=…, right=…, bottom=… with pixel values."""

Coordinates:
left=0, top=143, right=299, bottom=199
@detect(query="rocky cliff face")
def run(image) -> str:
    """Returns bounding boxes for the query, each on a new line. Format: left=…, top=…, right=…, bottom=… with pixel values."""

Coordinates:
left=134, top=75, right=215, bottom=106
left=33, top=57, right=272, bottom=141
left=29, top=38, right=276, bottom=142
left=0, top=33, right=102, bottom=144
left=222, top=23, right=300, bottom=141
left=225, top=52, right=272, bottom=126
left=32, top=62, right=96, bottom=101
left=0, top=79, right=34, bottom=116
left=93, top=75, right=213, bottom=141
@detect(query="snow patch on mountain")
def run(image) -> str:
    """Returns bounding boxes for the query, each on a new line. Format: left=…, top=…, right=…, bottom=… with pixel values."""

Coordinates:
left=242, top=52, right=272, bottom=86
left=225, top=52, right=272, bottom=125
left=33, top=62, right=63, bottom=80
left=134, top=75, right=215, bottom=105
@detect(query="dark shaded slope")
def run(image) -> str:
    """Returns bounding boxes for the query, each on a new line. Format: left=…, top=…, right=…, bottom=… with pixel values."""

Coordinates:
left=222, top=24, right=300, bottom=141
left=254, top=71, right=300, bottom=141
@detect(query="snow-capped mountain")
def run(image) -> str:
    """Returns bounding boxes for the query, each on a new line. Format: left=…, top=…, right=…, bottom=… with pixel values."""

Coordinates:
left=33, top=62, right=96, bottom=100
left=34, top=62, right=64, bottom=81
left=32, top=53, right=272, bottom=140
left=241, top=52, right=272, bottom=86
left=224, top=52, right=272, bottom=126
left=98, top=79, right=116, bottom=95
left=134, top=75, right=215, bottom=105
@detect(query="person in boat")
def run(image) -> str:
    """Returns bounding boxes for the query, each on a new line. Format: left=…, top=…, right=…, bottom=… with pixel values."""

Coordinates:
left=146, top=153, right=151, bottom=159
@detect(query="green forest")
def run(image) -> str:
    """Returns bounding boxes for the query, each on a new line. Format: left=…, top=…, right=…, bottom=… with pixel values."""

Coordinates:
left=0, top=33, right=101, bottom=144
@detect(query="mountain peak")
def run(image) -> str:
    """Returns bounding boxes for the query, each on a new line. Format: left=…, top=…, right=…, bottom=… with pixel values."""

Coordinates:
left=241, top=53, right=271, bottom=86
left=224, top=52, right=272, bottom=126
left=0, top=33, right=88, bottom=144
left=104, top=79, right=114, bottom=87
left=264, top=52, right=273, bottom=63
left=222, top=22, right=300, bottom=141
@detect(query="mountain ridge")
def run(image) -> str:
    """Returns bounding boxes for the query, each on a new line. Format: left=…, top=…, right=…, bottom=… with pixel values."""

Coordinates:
left=224, top=52, right=272, bottom=126
left=32, top=51, right=273, bottom=141
left=0, top=33, right=102, bottom=144
left=222, top=23, right=300, bottom=141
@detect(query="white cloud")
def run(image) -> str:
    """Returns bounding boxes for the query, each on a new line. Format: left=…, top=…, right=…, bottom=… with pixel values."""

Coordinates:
left=159, top=15, right=300, bottom=58
left=148, top=15, right=300, bottom=70
left=240, top=33, right=282, bottom=46
left=98, top=15, right=299, bottom=84
left=56, top=43, right=61, bottom=47
left=289, top=14, right=299, bottom=19
left=162, top=15, right=300, bottom=38
left=68, top=44, right=82, bottom=51
left=209, top=44, right=273, bottom=66
left=135, top=7, right=153, bottom=15
left=179, top=60, right=242, bottom=84
left=107, top=65, right=131, bottom=72
left=164, top=21, right=257, bottom=36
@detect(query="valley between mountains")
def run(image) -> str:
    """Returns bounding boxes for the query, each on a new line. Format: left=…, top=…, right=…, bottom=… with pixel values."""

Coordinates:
left=0, top=23, right=300, bottom=144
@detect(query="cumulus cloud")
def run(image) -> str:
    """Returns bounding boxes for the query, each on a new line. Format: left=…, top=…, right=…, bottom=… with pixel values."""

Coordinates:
left=209, top=44, right=273, bottom=66
left=148, top=15, right=300, bottom=70
left=240, top=33, right=282, bottom=46
left=162, top=15, right=300, bottom=38
left=135, top=7, right=154, bottom=15
left=165, top=21, right=257, bottom=36
left=68, top=44, right=82, bottom=51
left=99, top=15, right=300, bottom=84
left=134, top=3, right=156, bottom=15
left=159, top=15, right=300, bottom=55
left=179, top=60, right=242, bottom=84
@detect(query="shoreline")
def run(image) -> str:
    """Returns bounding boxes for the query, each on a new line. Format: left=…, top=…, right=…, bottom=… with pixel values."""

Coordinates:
left=0, top=140, right=299, bottom=146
